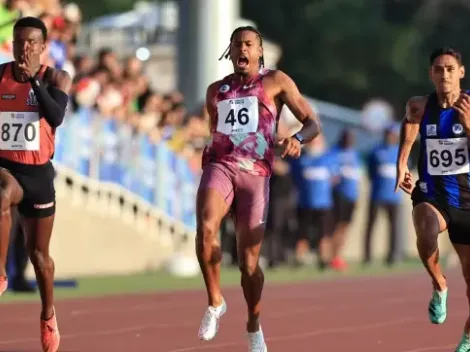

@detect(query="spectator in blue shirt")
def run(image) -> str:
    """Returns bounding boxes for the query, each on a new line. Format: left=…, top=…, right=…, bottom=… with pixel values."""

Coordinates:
left=363, top=123, right=403, bottom=266
left=290, top=134, right=338, bottom=269
left=330, top=129, right=361, bottom=271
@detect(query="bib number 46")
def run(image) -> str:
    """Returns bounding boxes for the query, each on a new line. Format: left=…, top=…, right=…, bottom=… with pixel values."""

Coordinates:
left=225, top=108, right=249, bottom=126
left=430, top=148, right=467, bottom=168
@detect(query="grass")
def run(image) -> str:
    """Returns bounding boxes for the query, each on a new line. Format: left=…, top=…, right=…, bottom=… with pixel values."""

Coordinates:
left=0, top=259, right=424, bottom=303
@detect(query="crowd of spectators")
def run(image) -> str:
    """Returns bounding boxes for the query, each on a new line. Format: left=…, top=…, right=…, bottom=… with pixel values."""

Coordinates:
left=0, top=0, right=211, bottom=174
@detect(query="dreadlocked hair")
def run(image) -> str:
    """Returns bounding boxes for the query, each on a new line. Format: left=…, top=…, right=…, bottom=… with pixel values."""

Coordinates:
left=218, top=26, right=265, bottom=68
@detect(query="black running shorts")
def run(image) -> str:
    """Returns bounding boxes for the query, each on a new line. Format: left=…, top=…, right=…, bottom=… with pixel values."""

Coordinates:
left=297, top=207, right=334, bottom=249
left=333, top=190, right=356, bottom=224
left=0, top=158, right=55, bottom=218
left=412, top=187, right=470, bottom=245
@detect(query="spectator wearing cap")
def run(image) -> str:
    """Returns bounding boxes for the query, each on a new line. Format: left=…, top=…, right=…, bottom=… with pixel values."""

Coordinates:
left=363, top=122, right=404, bottom=266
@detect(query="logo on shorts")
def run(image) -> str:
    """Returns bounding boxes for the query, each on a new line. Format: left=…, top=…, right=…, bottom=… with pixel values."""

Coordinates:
left=33, top=202, right=54, bottom=209
left=453, top=123, right=464, bottom=135
left=419, top=182, right=428, bottom=193
left=426, top=124, right=437, bottom=136
left=219, top=84, right=230, bottom=93
left=1, top=94, right=15, bottom=100
left=26, top=88, right=38, bottom=106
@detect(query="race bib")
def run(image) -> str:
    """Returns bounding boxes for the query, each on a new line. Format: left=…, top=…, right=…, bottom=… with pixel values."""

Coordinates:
left=0, top=112, right=40, bottom=151
left=426, top=137, right=470, bottom=176
left=216, top=96, right=259, bottom=135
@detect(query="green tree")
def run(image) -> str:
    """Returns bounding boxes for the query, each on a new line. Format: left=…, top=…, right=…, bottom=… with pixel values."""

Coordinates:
left=77, top=0, right=138, bottom=21
left=242, top=0, right=470, bottom=114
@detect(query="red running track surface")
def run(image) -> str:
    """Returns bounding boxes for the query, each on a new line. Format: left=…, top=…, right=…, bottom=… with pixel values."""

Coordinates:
left=0, top=270, right=465, bottom=352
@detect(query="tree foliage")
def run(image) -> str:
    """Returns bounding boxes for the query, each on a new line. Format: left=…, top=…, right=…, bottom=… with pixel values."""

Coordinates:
left=242, top=0, right=470, bottom=115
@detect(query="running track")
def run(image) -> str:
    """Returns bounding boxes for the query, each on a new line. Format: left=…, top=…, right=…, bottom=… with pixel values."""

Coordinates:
left=0, top=270, right=466, bottom=351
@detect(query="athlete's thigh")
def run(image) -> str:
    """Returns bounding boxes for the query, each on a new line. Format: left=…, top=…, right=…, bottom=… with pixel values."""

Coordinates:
left=0, top=169, right=23, bottom=205
left=196, top=163, right=234, bottom=232
left=11, top=170, right=56, bottom=253
left=412, top=202, right=448, bottom=235
left=233, top=172, right=269, bottom=253
left=16, top=171, right=56, bottom=220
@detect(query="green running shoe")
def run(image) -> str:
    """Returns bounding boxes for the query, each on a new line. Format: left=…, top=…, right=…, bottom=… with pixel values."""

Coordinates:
left=455, top=333, right=470, bottom=352
left=428, top=288, right=447, bottom=324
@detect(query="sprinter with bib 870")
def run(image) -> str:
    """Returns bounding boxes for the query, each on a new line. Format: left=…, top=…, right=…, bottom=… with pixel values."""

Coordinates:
left=0, top=17, right=71, bottom=352
left=396, top=47, right=470, bottom=352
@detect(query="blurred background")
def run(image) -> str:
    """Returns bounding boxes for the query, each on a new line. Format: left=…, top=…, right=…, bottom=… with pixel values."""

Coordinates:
left=0, top=0, right=462, bottom=293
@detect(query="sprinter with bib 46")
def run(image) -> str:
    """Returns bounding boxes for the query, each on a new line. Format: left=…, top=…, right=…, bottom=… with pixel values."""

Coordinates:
left=396, top=47, right=470, bottom=352
left=0, top=17, right=71, bottom=352
left=196, top=26, right=321, bottom=351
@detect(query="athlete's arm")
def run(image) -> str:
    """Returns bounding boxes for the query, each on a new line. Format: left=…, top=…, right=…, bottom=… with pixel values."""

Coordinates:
left=395, top=96, right=426, bottom=193
left=397, top=96, right=426, bottom=167
left=204, top=81, right=220, bottom=135
left=30, top=68, right=72, bottom=128
left=452, top=92, right=470, bottom=136
left=275, top=70, right=321, bottom=143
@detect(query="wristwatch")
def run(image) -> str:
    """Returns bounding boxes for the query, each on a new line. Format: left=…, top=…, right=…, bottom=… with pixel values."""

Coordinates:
left=293, top=133, right=305, bottom=144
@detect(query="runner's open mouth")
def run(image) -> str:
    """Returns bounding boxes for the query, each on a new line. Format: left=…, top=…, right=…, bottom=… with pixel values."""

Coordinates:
left=237, top=56, right=248, bottom=67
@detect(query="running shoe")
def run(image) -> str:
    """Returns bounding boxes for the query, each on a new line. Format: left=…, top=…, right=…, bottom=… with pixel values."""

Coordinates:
left=248, top=325, right=267, bottom=352
left=428, top=288, right=447, bottom=324
left=0, top=276, right=7, bottom=296
left=41, top=308, right=60, bottom=352
left=198, top=299, right=227, bottom=341
left=455, top=333, right=470, bottom=352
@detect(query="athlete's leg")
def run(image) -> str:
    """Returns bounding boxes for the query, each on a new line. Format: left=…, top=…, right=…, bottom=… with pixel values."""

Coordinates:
left=196, top=189, right=230, bottom=306
left=196, top=164, right=233, bottom=341
left=17, top=170, right=59, bottom=352
left=412, top=203, right=447, bottom=290
left=22, top=215, right=55, bottom=320
left=0, top=170, right=23, bottom=282
left=455, top=244, right=470, bottom=322
left=452, top=240, right=470, bottom=351
left=234, top=172, right=269, bottom=336
left=412, top=202, right=448, bottom=325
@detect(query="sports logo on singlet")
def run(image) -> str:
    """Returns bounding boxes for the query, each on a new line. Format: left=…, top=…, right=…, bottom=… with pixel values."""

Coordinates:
left=453, top=123, right=464, bottom=136
left=426, top=137, right=469, bottom=176
left=219, top=84, right=230, bottom=93
left=216, top=96, right=259, bottom=135
left=0, top=111, right=40, bottom=151
left=426, top=124, right=437, bottom=136
left=26, top=88, right=38, bottom=106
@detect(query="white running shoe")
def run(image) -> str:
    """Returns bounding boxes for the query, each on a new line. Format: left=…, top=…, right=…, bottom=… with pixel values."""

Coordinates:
left=248, top=326, right=267, bottom=352
left=198, top=299, right=227, bottom=341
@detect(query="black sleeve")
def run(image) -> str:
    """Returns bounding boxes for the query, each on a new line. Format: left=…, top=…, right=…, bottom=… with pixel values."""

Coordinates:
left=29, top=76, right=68, bottom=128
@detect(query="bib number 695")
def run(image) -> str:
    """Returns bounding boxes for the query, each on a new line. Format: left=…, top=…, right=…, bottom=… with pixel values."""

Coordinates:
left=430, top=148, right=467, bottom=168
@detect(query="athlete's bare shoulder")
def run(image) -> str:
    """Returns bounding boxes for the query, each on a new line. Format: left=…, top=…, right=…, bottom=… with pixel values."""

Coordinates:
left=262, top=69, right=299, bottom=97
left=405, top=95, right=428, bottom=123
left=262, top=69, right=288, bottom=85
left=45, top=66, right=72, bottom=94
left=0, top=62, right=10, bottom=80
left=205, top=79, right=224, bottom=117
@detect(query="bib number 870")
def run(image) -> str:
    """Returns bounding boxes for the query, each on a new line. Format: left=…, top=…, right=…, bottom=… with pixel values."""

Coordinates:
left=225, top=108, right=249, bottom=126
left=430, top=148, right=467, bottom=168
left=1, top=123, right=36, bottom=142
